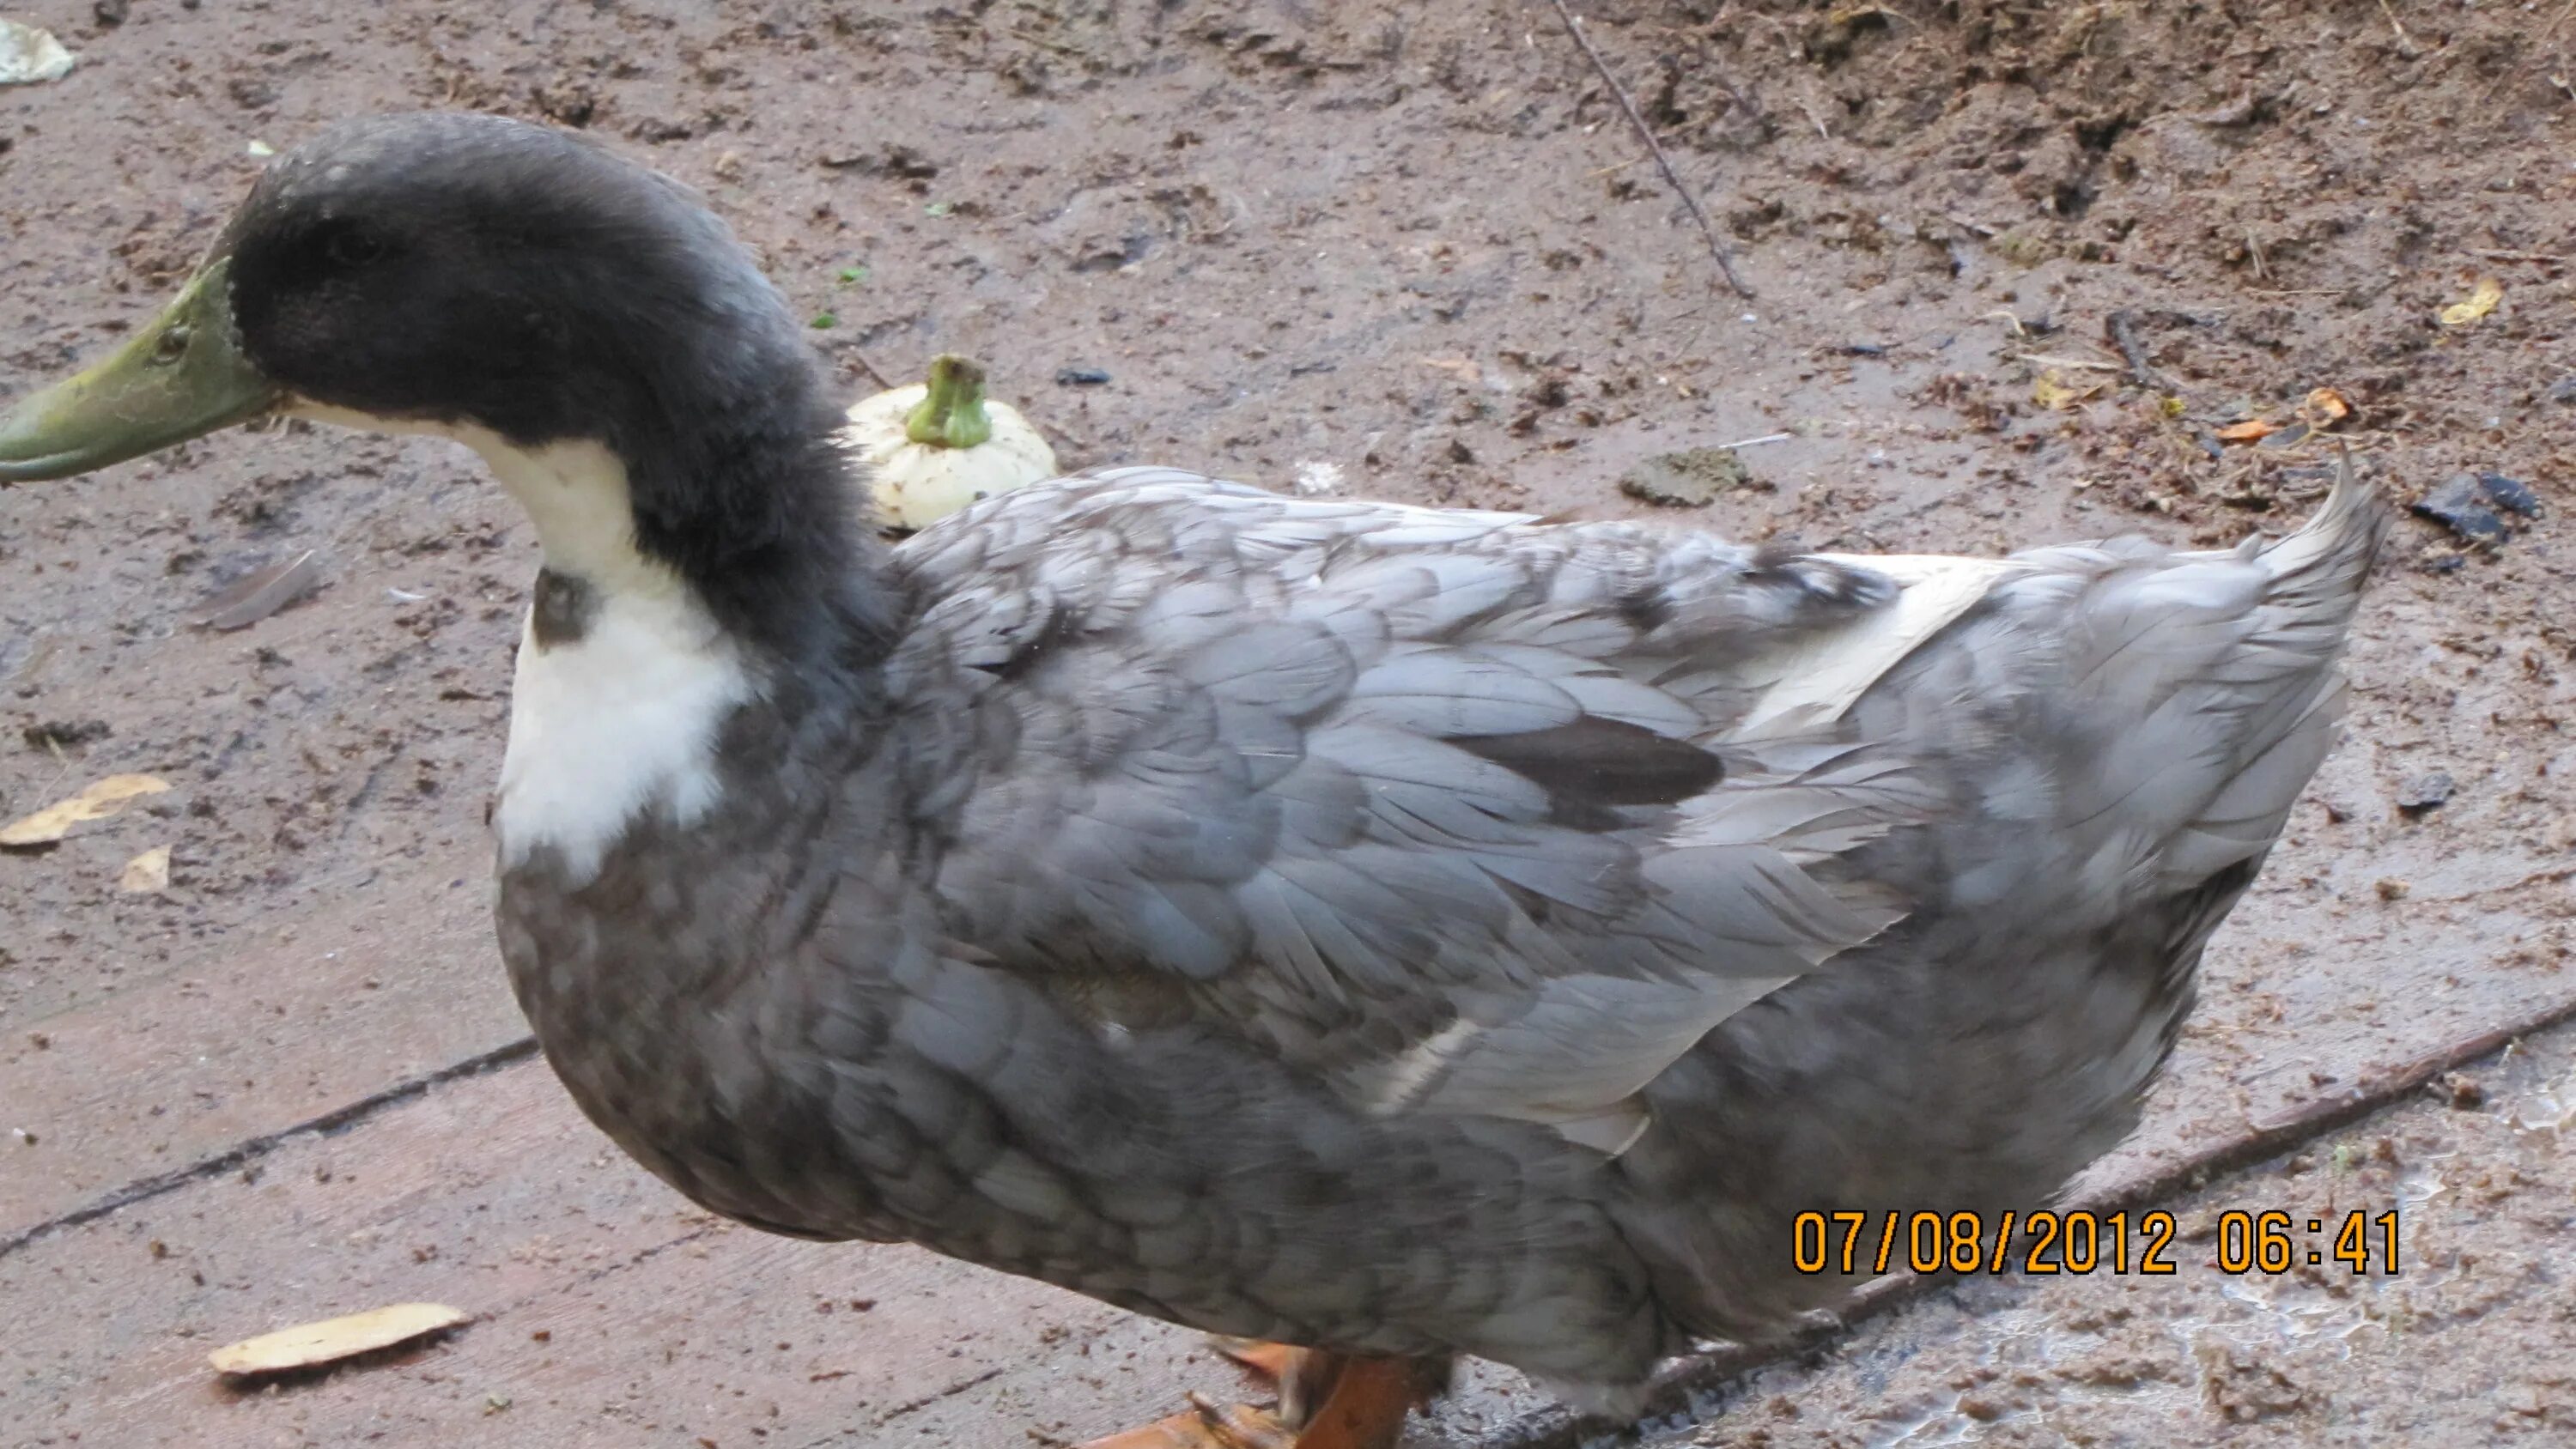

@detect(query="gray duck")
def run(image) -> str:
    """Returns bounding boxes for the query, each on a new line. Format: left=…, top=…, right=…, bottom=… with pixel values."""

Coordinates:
left=0, top=113, right=2383, bottom=1449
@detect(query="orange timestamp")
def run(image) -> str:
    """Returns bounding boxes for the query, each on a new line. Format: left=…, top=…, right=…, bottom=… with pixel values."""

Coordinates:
left=1791, top=1208, right=2404, bottom=1277
left=1794, top=1209, right=2178, bottom=1276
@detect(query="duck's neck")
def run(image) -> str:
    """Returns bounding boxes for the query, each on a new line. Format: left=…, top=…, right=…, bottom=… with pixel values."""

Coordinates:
left=601, top=380, right=901, bottom=672
left=458, top=424, right=896, bottom=883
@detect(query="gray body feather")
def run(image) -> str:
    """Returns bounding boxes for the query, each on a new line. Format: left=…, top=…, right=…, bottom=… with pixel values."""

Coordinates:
left=497, top=466, right=2381, bottom=1393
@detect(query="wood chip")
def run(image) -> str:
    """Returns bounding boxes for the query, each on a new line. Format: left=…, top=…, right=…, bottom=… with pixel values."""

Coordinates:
left=119, top=846, right=172, bottom=894
left=207, top=1303, right=470, bottom=1378
left=194, top=549, right=322, bottom=631
left=2437, top=276, right=2503, bottom=326
left=2215, top=418, right=2279, bottom=443
left=0, top=774, right=171, bottom=848
left=2032, top=371, right=2108, bottom=410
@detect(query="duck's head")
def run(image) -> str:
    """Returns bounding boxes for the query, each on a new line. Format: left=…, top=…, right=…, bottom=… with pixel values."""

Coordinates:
left=0, top=111, right=877, bottom=656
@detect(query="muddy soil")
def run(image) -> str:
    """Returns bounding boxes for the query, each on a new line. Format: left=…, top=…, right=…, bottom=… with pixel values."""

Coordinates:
left=1, top=1, right=2570, bottom=1446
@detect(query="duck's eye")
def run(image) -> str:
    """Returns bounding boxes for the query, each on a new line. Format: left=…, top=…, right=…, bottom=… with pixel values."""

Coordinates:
left=322, top=227, right=386, bottom=269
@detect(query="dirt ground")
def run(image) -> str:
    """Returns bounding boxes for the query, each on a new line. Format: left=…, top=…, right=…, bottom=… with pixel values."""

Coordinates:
left=0, top=1, right=2569, bottom=1446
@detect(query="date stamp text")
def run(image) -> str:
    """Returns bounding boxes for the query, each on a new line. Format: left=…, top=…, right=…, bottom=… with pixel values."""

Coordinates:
left=1791, top=1209, right=2402, bottom=1277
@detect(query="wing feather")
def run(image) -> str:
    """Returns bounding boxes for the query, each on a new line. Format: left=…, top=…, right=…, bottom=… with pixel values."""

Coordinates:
left=898, top=471, right=1935, bottom=1150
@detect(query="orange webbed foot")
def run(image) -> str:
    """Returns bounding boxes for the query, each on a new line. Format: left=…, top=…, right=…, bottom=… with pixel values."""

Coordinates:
left=1078, top=1349, right=1434, bottom=1449
left=1077, top=1392, right=1294, bottom=1449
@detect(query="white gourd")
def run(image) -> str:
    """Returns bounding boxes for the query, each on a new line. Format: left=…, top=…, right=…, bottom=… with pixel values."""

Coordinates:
left=841, top=355, right=1058, bottom=531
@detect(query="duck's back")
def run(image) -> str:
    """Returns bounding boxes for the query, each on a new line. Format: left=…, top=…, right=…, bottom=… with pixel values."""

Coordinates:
left=886, top=469, right=1945, bottom=1154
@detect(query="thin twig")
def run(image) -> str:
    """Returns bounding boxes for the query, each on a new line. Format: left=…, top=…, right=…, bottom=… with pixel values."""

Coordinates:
left=1006, top=27, right=1088, bottom=59
left=1585, top=121, right=1697, bottom=178
left=2545, top=0, right=2576, bottom=45
left=2475, top=2, right=2566, bottom=106
left=2473, top=248, right=2571, bottom=264
left=2010, top=352, right=2125, bottom=373
left=2377, top=0, right=2419, bottom=57
left=1546, top=0, right=1755, bottom=299
left=2104, top=309, right=2172, bottom=391
left=1707, top=67, right=1766, bottom=132
left=846, top=347, right=896, bottom=391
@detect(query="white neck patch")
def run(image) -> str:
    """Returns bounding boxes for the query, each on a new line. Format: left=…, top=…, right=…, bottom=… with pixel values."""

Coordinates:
left=288, top=403, right=755, bottom=882
left=478, top=433, right=753, bottom=882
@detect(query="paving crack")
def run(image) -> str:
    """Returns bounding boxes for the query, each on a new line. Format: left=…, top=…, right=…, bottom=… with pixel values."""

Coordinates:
left=0, top=1034, right=540, bottom=1264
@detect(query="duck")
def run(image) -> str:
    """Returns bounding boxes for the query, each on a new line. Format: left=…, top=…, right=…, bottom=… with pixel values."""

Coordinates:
left=0, top=112, right=2383, bottom=1449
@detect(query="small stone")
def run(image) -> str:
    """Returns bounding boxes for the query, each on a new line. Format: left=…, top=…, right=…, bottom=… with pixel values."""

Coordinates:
left=2374, top=878, right=2410, bottom=901
left=2411, top=472, right=2537, bottom=545
left=2544, top=375, right=2576, bottom=405
left=2439, top=1072, right=2484, bottom=1109
left=0, top=19, right=76, bottom=84
left=1054, top=366, right=1111, bottom=386
left=2395, top=770, right=2454, bottom=815
left=1956, top=1391, right=2012, bottom=1422
left=1619, top=446, right=1755, bottom=507
left=94, top=0, right=130, bottom=25
left=2474, top=470, right=2539, bottom=517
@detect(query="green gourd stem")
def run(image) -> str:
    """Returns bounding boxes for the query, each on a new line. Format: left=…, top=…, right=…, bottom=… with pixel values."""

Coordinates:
left=903, top=355, right=993, bottom=449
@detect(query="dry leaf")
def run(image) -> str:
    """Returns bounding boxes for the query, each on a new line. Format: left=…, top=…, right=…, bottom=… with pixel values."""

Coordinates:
left=2300, top=387, right=2352, bottom=425
left=2215, top=419, right=2278, bottom=443
left=195, top=549, right=321, bottom=631
left=2032, top=371, right=2105, bottom=410
left=2438, top=276, right=2503, bottom=326
left=120, top=846, right=172, bottom=894
left=0, top=774, right=171, bottom=848
left=208, top=1303, right=470, bottom=1378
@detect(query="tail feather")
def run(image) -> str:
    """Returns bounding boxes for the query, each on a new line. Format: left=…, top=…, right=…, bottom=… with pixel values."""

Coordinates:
left=2150, top=454, right=2383, bottom=895
left=1614, top=464, right=2387, bottom=1361
left=2251, top=449, right=2385, bottom=615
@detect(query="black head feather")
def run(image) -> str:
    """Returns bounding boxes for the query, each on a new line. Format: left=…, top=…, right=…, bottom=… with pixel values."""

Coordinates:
left=222, top=112, right=890, bottom=663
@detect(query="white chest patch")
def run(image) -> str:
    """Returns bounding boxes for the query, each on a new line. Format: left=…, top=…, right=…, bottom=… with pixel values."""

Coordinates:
left=288, top=403, right=756, bottom=882
left=497, top=575, right=750, bottom=882
left=478, top=434, right=753, bottom=882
